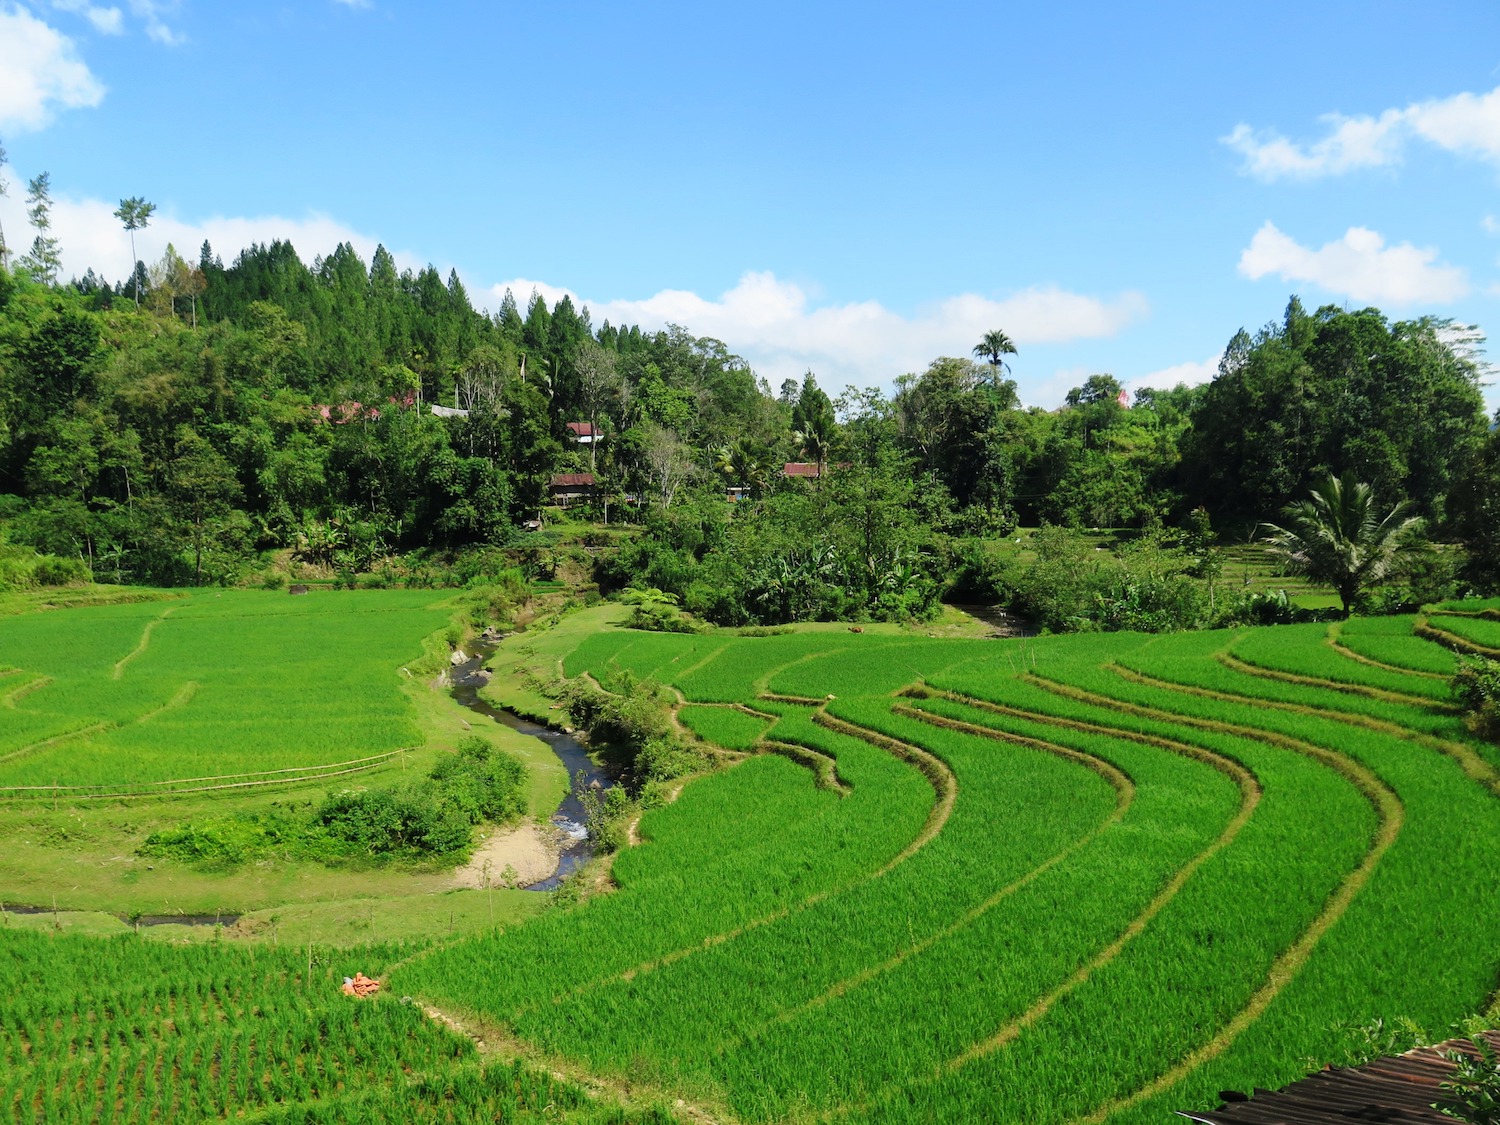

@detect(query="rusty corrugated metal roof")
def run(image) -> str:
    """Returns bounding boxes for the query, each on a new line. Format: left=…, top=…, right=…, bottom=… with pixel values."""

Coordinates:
left=1179, top=1031, right=1499, bottom=1125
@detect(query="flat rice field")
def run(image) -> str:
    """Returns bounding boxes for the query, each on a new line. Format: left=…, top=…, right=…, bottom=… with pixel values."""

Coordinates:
left=404, top=607, right=1500, bottom=1124
left=0, top=590, right=453, bottom=794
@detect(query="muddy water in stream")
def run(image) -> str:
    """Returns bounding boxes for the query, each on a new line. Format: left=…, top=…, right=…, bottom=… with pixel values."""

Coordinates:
left=449, top=644, right=612, bottom=890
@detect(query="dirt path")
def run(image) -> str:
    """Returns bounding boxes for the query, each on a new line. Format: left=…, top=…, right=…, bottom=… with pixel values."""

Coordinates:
left=113, top=605, right=177, bottom=680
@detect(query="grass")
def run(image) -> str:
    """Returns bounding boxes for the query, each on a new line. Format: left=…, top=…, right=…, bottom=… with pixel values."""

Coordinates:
left=0, top=586, right=572, bottom=947
left=403, top=608, right=1499, bottom=1123
left=11, top=585, right=1500, bottom=1123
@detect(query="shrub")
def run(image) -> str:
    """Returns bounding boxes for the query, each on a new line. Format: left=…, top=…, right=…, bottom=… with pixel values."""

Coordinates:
left=143, top=736, right=529, bottom=865
left=1453, top=656, right=1500, bottom=742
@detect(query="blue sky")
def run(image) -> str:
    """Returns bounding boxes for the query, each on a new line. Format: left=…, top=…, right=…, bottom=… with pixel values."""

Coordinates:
left=2, top=0, right=1499, bottom=413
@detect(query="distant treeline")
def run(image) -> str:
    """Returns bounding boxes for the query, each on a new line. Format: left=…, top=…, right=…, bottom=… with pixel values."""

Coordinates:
left=0, top=238, right=1495, bottom=610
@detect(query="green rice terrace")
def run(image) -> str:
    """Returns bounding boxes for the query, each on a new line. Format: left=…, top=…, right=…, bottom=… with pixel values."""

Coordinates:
left=3, top=589, right=1499, bottom=1123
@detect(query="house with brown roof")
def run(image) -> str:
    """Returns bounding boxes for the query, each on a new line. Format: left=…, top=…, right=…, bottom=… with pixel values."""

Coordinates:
left=548, top=472, right=596, bottom=506
left=565, top=421, right=600, bottom=444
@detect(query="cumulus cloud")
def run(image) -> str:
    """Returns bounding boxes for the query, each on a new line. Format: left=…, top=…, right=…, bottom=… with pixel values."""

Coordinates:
left=0, top=186, right=1147, bottom=400
left=1237, top=221, right=1469, bottom=305
left=0, top=5, right=105, bottom=132
left=1223, top=114, right=1405, bottom=179
left=1125, top=354, right=1219, bottom=396
left=478, top=271, right=1148, bottom=395
left=0, top=190, right=427, bottom=288
left=1225, top=85, right=1500, bottom=179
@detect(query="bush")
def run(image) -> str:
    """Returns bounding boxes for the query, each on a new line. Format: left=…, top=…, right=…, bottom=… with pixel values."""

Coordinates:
left=1453, top=656, right=1500, bottom=742
left=142, top=736, right=529, bottom=865
left=560, top=670, right=703, bottom=791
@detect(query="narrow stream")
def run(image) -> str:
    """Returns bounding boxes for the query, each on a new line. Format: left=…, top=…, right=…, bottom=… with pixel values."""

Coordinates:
left=449, top=642, right=612, bottom=890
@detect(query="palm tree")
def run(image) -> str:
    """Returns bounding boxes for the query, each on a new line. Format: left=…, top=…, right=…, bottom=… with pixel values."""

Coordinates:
left=794, top=420, right=834, bottom=484
left=972, top=329, right=1018, bottom=374
left=1259, top=473, right=1423, bottom=616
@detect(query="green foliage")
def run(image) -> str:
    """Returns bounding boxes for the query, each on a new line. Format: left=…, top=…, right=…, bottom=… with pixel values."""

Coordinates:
left=141, top=731, right=528, bottom=865
left=1004, top=524, right=1211, bottom=632
left=1452, top=656, right=1500, bottom=741
left=1439, top=1035, right=1500, bottom=1125
left=0, top=542, right=91, bottom=591
left=559, top=668, right=702, bottom=789
left=1451, top=415, right=1500, bottom=594
left=1184, top=301, right=1488, bottom=527
left=1261, top=472, right=1425, bottom=615
left=621, top=585, right=699, bottom=632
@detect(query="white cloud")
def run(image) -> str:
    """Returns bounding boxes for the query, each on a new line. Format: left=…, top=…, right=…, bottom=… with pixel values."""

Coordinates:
left=0, top=5, right=105, bottom=132
left=1225, top=85, right=1500, bottom=179
left=1223, top=113, right=1405, bottom=180
left=127, top=0, right=181, bottom=44
left=1483, top=214, right=1500, bottom=236
left=333, top=0, right=372, bottom=8
left=0, top=190, right=428, bottom=288
left=1237, top=221, right=1469, bottom=305
left=1126, top=354, right=1219, bottom=396
left=479, top=271, right=1148, bottom=396
left=52, top=0, right=123, bottom=34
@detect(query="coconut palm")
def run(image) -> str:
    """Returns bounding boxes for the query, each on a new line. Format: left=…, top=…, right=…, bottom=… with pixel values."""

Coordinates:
left=1259, top=473, right=1423, bottom=616
left=972, top=329, right=1018, bottom=374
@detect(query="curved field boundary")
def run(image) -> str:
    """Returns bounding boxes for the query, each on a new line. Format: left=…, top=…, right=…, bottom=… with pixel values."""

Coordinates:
left=1107, top=665, right=1500, bottom=799
left=734, top=702, right=780, bottom=721
left=0, top=747, right=411, bottom=799
left=0, top=721, right=111, bottom=767
left=111, top=605, right=178, bottom=680
left=810, top=710, right=956, bottom=874
left=1218, top=651, right=1458, bottom=712
left=1326, top=621, right=1449, bottom=681
left=760, top=692, right=827, bottom=706
left=1, top=675, right=51, bottom=708
left=1416, top=617, right=1500, bottom=659
left=1010, top=674, right=1405, bottom=1124
left=761, top=739, right=850, bottom=794
left=749, top=703, right=1135, bottom=1040
left=526, top=695, right=958, bottom=1014
left=133, top=680, right=198, bottom=725
left=902, top=693, right=1262, bottom=1077
left=0, top=681, right=196, bottom=771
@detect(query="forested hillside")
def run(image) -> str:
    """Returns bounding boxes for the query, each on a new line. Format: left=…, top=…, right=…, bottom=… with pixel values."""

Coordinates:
left=0, top=238, right=1495, bottom=616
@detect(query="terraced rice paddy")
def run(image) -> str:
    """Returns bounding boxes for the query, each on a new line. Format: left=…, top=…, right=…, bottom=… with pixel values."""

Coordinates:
left=405, top=609, right=1500, bottom=1123
left=6, top=593, right=1499, bottom=1123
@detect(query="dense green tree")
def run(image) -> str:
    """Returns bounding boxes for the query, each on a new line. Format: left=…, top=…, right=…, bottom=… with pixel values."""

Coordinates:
left=1184, top=298, right=1487, bottom=525
left=894, top=356, right=1018, bottom=524
left=1450, top=413, right=1500, bottom=592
